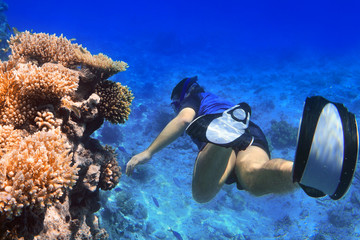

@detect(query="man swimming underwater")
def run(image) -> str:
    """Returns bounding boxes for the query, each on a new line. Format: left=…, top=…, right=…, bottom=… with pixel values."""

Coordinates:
left=126, top=76, right=358, bottom=203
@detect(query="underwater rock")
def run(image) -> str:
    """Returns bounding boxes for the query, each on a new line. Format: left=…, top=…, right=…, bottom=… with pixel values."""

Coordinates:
left=83, top=164, right=101, bottom=192
left=145, top=222, right=155, bottom=235
left=268, top=119, right=298, bottom=149
left=133, top=203, right=148, bottom=220
left=310, top=233, right=327, bottom=240
left=154, top=231, right=167, bottom=239
left=350, top=191, right=360, bottom=207
left=98, top=189, right=150, bottom=239
left=273, top=215, right=293, bottom=238
left=327, top=209, right=353, bottom=228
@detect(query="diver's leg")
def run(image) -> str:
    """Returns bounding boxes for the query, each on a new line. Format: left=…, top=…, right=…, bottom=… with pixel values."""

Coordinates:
left=235, top=146, right=298, bottom=196
left=192, top=143, right=236, bottom=203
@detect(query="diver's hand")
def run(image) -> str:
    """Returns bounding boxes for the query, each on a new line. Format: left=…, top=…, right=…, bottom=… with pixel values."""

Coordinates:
left=126, top=150, right=152, bottom=176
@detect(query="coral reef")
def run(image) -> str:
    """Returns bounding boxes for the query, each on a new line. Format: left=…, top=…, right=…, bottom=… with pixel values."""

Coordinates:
left=0, top=61, right=80, bottom=127
left=268, top=119, right=298, bottom=149
left=95, top=80, right=133, bottom=124
left=99, top=146, right=121, bottom=191
left=34, top=111, right=59, bottom=131
left=0, top=128, right=78, bottom=219
left=0, top=31, right=132, bottom=239
left=99, top=190, right=149, bottom=239
left=0, top=125, right=24, bottom=157
left=9, top=31, right=128, bottom=76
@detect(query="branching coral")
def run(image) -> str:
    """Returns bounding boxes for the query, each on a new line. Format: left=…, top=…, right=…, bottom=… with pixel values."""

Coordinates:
left=9, top=31, right=79, bottom=67
left=0, top=128, right=78, bottom=219
left=0, top=68, right=34, bottom=126
left=9, top=31, right=128, bottom=79
left=0, top=62, right=79, bottom=127
left=99, top=146, right=121, bottom=191
left=0, top=125, right=25, bottom=158
left=95, top=80, right=133, bottom=124
left=74, top=47, right=128, bottom=79
left=0, top=62, right=16, bottom=107
left=14, top=62, right=79, bottom=99
left=35, top=111, right=58, bottom=131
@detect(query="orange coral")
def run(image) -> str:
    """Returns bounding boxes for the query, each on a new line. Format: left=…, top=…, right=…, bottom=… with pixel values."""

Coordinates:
left=35, top=111, right=58, bottom=131
left=0, top=62, right=79, bottom=127
left=0, top=125, right=25, bottom=158
left=9, top=31, right=128, bottom=78
left=0, top=128, right=78, bottom=219
left=0, top=69, right=34, bottom=126
left=14, top=62, right=79, bottom=99
left=95, top=80, right=133, bottom=124
left=9, top=31, right=78, bottom=67
left=0, top=63, right=16, bottom=107
left=74, top=47, right=128, bottom=78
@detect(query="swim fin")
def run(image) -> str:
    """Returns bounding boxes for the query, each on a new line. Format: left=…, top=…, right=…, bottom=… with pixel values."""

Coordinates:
left=293, top=96, right=359, bottom=200
left=186, top=102, right=254, bottom=151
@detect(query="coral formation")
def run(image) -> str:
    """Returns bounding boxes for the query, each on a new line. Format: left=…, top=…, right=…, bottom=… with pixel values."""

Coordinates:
left=0, top=31, right=131, bottom=239
left=95, top=80, right=134, bottom=124
left=0, top=61, right=79, bottom=127
left=9, top=32, right=78, bottom=67
left=0, top=128, right=78, bottom=219
left=34, top=111, right=58, bottom=131
left=99, top=190, right=148, bottom=239
left=99, top=146, right=121, bottom=191
left=0, top=125, right=24, bottom=157
left=9, top=31, right=128, bottom=79
left=268, top=119, right=298, bottom=149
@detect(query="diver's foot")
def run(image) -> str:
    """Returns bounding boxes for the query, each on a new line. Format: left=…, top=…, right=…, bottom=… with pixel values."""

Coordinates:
left=293, top=96, right=359, bottom=200
left=186, top=102, right=254, bottom=151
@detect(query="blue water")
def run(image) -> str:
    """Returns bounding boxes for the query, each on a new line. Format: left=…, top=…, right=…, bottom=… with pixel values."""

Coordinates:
left=6, top=0, right=360, bottom=239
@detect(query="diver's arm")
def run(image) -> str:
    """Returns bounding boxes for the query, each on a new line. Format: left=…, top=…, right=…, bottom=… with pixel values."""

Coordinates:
left=126, top=107, right=195, bottom=176
left=147, top=107, right=196, bottom=155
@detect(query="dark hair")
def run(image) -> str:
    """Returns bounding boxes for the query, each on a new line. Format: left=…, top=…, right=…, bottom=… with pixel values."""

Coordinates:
left=171, top=76, right=204, bottom=100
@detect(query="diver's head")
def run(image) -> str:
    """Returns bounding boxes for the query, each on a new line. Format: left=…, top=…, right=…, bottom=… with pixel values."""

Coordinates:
left=171, top=76, right=204, bottom=112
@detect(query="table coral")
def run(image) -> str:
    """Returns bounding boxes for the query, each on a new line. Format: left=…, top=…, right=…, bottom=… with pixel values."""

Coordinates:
left=0, top=30, right=131, bottom=239
left=9, top=31, right=128, bottom=79
left=74, top=48, right=128, bottom=79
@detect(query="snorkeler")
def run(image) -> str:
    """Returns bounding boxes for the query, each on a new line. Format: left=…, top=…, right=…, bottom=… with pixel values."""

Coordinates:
left=126, top=76, right=358, bottom=203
